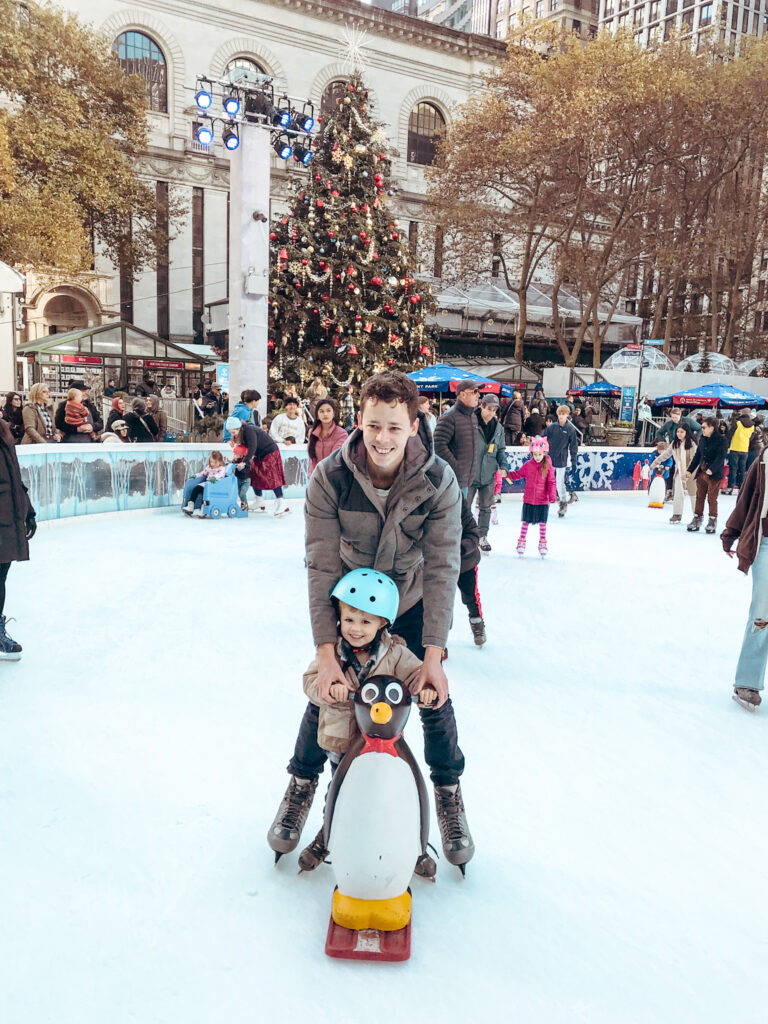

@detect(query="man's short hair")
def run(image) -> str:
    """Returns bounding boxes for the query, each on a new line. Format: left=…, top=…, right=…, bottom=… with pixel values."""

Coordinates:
left=283, top=395, right=300, bottom=408
left=359, top=370, right=419, bottom=422
left=241, top=389, right=261, bottom=404
left=670, top=407, right=682, bottom=415
left=556, top=404, right=570, bottom=416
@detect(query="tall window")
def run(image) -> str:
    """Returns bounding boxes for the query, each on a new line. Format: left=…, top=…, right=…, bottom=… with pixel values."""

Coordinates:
left=156, top=182, right=169, bottom=340
left=113, top=31, right=167, bottom=113
left=407, top=102, right=445, bottom=167
left=321, top=80, right=349, bottom=124
left=192, top=188, right=204, bottom=343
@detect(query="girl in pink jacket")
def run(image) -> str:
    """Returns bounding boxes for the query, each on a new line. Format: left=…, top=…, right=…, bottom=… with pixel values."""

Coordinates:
left=508, top=436, right=557, bottom=557
left=307, top=399, right=348, bottom=475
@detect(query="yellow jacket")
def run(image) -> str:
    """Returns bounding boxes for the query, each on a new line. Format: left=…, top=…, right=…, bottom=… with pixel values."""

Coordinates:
left=730, top=420, right=754, bottom=454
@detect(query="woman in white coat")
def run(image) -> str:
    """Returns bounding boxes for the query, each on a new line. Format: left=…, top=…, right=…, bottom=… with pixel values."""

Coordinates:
left=651, top=423, right=697, bottom=524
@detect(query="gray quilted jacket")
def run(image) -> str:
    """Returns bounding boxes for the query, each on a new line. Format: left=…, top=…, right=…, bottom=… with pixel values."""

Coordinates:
left=305, top=414, right=462, bottom=650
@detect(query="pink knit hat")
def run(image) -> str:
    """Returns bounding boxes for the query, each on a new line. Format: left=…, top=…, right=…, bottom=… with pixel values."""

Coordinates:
left=529, top=436, right=549, bottom=453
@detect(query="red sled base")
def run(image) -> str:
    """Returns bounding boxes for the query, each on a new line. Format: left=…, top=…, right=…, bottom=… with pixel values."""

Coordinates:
left=325, top=918, right=411, bottom=962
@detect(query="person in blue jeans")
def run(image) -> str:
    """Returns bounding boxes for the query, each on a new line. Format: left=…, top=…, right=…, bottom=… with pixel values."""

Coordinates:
left=721, top=451, right=768, bottom=710
left=181, top=450, right=226, bottom=516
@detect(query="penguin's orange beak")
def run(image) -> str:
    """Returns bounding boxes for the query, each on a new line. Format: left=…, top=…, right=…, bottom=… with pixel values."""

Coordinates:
left=370, top=702, right=392, bottom=724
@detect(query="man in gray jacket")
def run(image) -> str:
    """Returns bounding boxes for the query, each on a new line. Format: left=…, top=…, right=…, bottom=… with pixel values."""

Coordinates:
left=267, top=370, right=474, bottom=874
left=433, top=379, right=480, bottom=496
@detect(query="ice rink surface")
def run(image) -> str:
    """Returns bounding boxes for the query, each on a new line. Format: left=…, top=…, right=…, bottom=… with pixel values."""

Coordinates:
left=1, top=493, right=767, bottom=1024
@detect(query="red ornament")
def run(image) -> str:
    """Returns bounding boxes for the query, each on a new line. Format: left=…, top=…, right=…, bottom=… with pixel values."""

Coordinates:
left=420, top=345, right=430, bottom=356
left=279, top=248, right=288, bottom=261
left=317, top=200, right=324, bottom=208
left=335, top=273, right=341, bottom=280
left=371, top=276, right=382, bottom=287
left=301, top=259, right=308, bottom=266
left=281, top=217, right=287, bottom=224
left=315, top=173, right=322, bottom=181
left=387, top=358, right=394, bottom=366
left=379, top=155, right=386, bottom=161
left=349, top=345, right=359, bottom=356
left=409, top=295, right=419, bottom=304
left=333, top=335, right=341, bottom=347
left=332, top=189, right=340, bottom=197
left=392, top=232, right=399, bottom=240
left=347, top=283, right=355, bottom=291
left=268, top=339, right=275, bottom=350
left=351, top=206, right=358, bottom=213
left=269, top=232, right=277, bottom=241
left=329, top=231, right=335, bottom=238
left=372, top=252, right=379, bottom=259
left=321, top=293, right=329, bottom=301
left=355, top=315, right=362, bottom=322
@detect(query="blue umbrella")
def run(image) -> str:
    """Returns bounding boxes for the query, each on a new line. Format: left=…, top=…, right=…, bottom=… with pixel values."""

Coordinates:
left=567, top=380, right=622, bottom=397
left=653, top=382, right=767, bottom=409
left=407, top=363, right=515, bottom=398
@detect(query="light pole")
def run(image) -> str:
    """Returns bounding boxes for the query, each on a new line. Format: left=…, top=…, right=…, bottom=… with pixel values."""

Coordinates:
left=190, top=69, right=316, bottom=413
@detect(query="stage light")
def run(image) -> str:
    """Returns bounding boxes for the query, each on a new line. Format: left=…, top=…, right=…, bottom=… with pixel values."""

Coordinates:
left=223, top=91, right=241, bottom=117
left=223, top=125, right=240, bottom=150
left=196, top=119, right=214, bottom=146
left=195, top=78, right=213, bottom=110
left=273, top=134, right=293, bottom=159
left=292, top=112, right=314, bottom=133
left=293, top=139, right=313, bottom=165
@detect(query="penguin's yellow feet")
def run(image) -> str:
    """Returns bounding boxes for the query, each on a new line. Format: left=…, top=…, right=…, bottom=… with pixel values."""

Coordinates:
left=332, top=890, right=411, bottom=932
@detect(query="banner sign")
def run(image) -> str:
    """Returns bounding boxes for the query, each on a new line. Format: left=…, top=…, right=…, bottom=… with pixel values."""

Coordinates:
left=61, top=355, right=103, bottom=365
left=216, top=363, right=230, bottom=389
left=146, top=360, right=184, bottom=370
left=620, top=386, right=636, bottom=422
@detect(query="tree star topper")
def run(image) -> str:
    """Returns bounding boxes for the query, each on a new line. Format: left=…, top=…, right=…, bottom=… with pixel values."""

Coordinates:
left=340, top=25, right=370, bottom=74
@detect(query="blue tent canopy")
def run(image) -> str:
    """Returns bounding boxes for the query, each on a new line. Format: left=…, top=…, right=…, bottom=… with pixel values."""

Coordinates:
left=653, top=382, right=767, bottom=409
left=407, top=363, right=515, bottom=398
left=567, top=380, right=622, bottom=397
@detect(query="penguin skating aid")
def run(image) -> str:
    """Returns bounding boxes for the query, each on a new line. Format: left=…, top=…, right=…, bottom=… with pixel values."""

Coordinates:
left=323, top=676, right=430, bottom=962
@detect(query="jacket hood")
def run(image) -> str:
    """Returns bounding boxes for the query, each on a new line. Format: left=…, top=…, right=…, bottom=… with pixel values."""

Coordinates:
left=232, top=402, right=252, bottom=419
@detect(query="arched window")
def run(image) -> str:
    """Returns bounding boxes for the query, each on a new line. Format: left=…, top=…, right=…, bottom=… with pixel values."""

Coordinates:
left=407, top=102, right=445, bottom=166
left=113, top=31, right=168, bottom=113
left=320, top=80, right=349, bottom=124
left=226, top=56, right=267, bottom=77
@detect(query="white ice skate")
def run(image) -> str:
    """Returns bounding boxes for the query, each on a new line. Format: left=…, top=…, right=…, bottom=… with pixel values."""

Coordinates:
left=538, top=540, right=548, bottom=558
left=516, top=539, right=526, bottom=557
left=273, top=498, right=290, bottom=517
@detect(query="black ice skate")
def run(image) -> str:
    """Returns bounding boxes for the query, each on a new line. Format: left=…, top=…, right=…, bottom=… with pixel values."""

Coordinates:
left=414, top=850, right=437, bottom=881
left=268, top=775, right=318, bottom=862
left=687, top=515, right=703, bottom=532
left=298, top=827, right=329, bottom=872
left=0, top=616, right=21, bottom=661
left=434, top=783, right=474, bottom=875
left=732, top=687, right=762, bottom=712
left=705, top=516, right=717, bottom=534
left=669, top=514, right=682, bottom=524
left=557, top=500, right=567, bottom=518
left=469, top=616, right=486, bottom=647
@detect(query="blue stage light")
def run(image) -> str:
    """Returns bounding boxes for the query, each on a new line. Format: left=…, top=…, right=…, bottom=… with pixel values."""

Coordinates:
left=224, top=93, right=241, bottom=117
left=273, top=135, right=293, bottom=160
left=223, top=126, right=240, bottom=150
left=196, top=122, right=214, bottom=146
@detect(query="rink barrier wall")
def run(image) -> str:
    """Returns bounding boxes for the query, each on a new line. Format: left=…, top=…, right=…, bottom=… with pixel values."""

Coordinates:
left=17, top=443, right=661, bottom=522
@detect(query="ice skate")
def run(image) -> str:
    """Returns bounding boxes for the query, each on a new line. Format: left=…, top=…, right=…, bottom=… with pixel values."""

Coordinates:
left=567, top=491, right=578, bottom=503
left=490, top=505, right=499, bottom=526
left=669, top=514, right=682, bottom=524
left=239, top=500, right=249, bottom=512
left=182, top=501, right=194, bottom=517
left=479, top=536, right=491, bottom=555
left=249, top=502, right=267, bottom=513
left=687, top=514, right=703, bottom=532
left=724, top=487, right=734, bottom=496
left=434, top=783, right=474, bottom=875
left=0, top=616, right=22, bottom=661
left=557, top=500, right=567, bottom=518
left=268, top=776, right=318, bottom=861
left=298, top=827, right=329, bottom=872
left=469, top=616, right=486, bottom=647
left=732, top=687, right=762, bottom=712
left=538, top=539, right=548, bottom=558
left=516, top=538, right=526, bottom=557
left=705, top=516, right=717, bottom=534
left=273, top=498, right=290, bottom=517
left=192, top=508, right=203, bottom=518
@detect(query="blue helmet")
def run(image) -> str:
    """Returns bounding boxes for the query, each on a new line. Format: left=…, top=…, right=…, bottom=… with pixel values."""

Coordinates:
left=331, top=568, right=400, bottom=625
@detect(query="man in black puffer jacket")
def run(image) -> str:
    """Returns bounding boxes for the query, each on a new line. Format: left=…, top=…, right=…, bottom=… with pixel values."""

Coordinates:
left=688, top=415, right=728, bottom=533
left=433, top=380, right=479, bottom=496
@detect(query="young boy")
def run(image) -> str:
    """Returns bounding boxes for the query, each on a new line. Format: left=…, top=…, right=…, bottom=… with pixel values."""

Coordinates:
left=290, top=567, right=437, bottom=872
left=267, top=370, right=474, bottom=873
left=544, top=405, right=580, bottom=517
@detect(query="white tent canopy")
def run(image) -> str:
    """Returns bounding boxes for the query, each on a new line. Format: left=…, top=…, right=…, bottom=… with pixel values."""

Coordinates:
left=0, top=261, right=24, bottom=294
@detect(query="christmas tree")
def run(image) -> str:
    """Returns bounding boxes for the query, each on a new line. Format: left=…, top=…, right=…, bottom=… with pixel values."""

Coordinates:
left=267, top=73, right=435, bottom=397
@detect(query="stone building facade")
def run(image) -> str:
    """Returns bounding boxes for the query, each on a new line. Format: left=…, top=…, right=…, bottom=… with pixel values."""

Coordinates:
left=20, top=0, right=503, bottom=358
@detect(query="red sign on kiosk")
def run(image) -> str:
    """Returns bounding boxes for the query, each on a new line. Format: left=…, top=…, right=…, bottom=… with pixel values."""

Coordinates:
left=61, top=355, right=103, bottom=365
left=146, top=360, right=183, bottom=370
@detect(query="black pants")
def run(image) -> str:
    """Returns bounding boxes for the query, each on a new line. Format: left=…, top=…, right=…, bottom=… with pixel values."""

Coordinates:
left=458, top=565, right=482, bottom=619
left=729, top=451, right=748, bottom=490
left=0, top=562, right=9, bottom=616
left=287, top=600, right=465, bottom=786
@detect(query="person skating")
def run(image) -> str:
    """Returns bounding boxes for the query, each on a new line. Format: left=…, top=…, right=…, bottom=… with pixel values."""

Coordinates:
left=285, top=568, right=437, bottom=873
left=468, top=393, right=508, bottom=555
left=225, top=416, right=287, bottom=514
left=507, top=436, right=556, bottom=556
left=651, top=424, right=697, bottom=524
left=725, top=410, right=754, bottom=495
left=0, top=417, right=35, bottom=658
left=721, top=450, right=768, bottom=711
left=433, top=380, right=479, bottom=498
left=544, top=405, right=579, bottom=517
left=687, top=416, right=728, bottom=533
left=267, top=370, right=473, bottom=874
